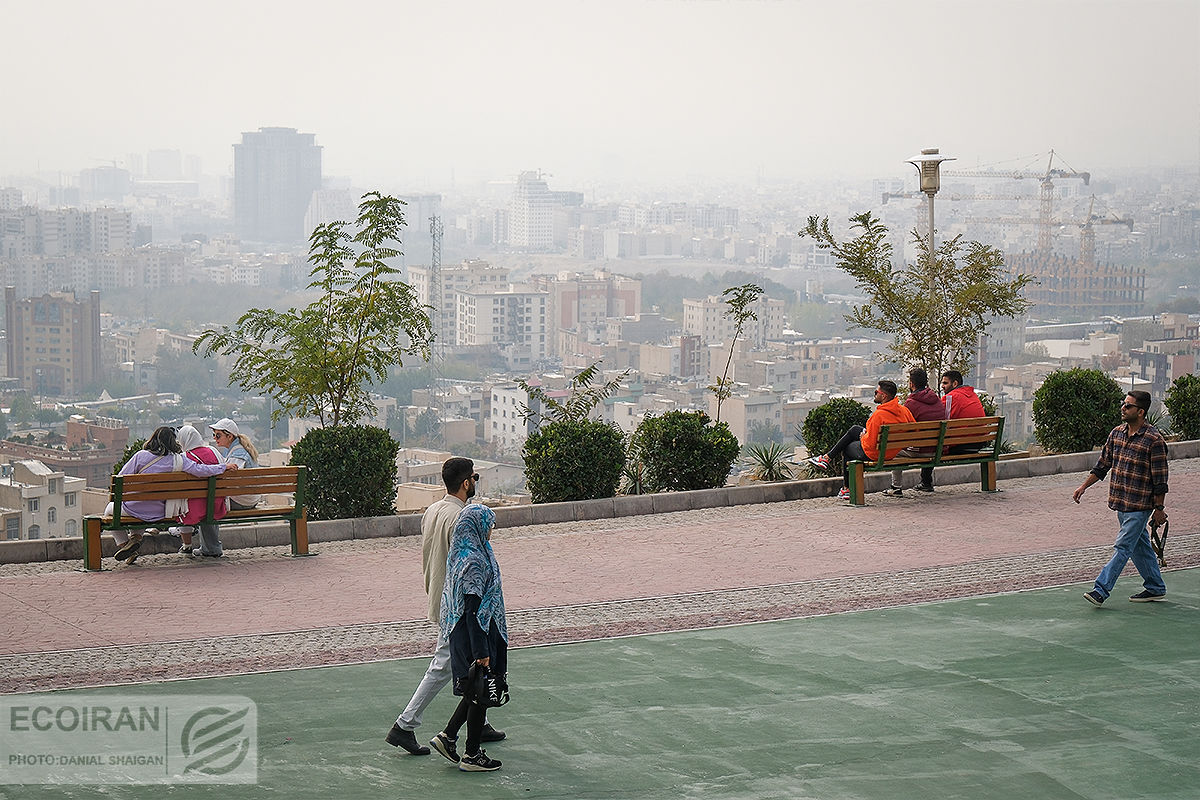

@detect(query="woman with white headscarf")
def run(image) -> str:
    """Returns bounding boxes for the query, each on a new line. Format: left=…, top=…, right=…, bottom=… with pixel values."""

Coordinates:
left=429, top=503, right=508, bottom=773
left=170, top=424, right=230, bottom=557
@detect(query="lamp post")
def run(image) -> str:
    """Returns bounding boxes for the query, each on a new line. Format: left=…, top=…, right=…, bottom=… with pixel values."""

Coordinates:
left=905, top=147, right=956, bottom=256
left=208, top=369, right=215, bottom=417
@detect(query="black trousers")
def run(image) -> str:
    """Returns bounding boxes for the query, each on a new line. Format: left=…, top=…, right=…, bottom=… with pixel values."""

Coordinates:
left=444, top=696, right=487, bottom=755
left=921, top=443, right=981, bottom=487
left=829, top=426, right=867, bottom=484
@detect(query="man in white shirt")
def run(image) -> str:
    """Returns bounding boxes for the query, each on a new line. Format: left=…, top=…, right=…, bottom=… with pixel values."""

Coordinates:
left=386, top=458, right=505, bottom=755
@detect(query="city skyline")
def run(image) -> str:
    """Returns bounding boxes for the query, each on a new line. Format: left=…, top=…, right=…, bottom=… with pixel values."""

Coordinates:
left=3, top=0, right=1198, bottom=190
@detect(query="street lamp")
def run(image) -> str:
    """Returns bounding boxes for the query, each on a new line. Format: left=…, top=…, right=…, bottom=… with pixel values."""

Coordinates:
left=208, top=369, right=215, bottom=416
left=905, top=147, right=956, bottom=256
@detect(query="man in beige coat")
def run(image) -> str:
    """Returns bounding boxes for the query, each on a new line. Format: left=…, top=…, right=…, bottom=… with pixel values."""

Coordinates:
left=386, top=458, right=505, bottom=755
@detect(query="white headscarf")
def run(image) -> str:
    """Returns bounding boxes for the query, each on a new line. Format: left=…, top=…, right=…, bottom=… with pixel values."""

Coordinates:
left=176, top=425, right=205, bottom=452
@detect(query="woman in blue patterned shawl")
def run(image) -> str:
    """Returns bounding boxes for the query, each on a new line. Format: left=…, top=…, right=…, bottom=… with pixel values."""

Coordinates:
left=430, top=503, right=508, bottom=772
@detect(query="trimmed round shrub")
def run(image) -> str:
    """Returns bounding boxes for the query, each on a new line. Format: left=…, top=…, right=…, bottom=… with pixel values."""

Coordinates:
left=1164, top=373, right=1200, bottom=440
left=522, top=419, right=625, bottom=504
left=630, top=410, right=739, bottom=492
left=800, top=397, right=871, bottom=471
left=290, top=424, right=399, bottom=519
left=1032, top=368, right=1123, bottom=453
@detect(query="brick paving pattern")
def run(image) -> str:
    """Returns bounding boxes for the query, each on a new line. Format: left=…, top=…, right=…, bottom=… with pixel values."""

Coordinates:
left=1, top=461, right=1196, bottom=694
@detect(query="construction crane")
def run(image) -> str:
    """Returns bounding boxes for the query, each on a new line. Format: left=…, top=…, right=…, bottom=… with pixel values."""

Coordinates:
left=943, top=150, right=1090, bottom=252
left=1078, top=196, right=1133, bottom=267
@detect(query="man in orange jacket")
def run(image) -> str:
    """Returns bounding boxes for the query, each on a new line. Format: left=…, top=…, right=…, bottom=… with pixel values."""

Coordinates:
left=807, top=379, right=916, bottom=500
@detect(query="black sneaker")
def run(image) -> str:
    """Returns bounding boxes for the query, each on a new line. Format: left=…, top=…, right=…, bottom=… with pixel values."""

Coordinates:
left=430, top=732, right=460, bottom=763
left=914, top=484, right=934, bottom=493
left=881, top=485, right=904, bottom=497
left=1083, top=590, right=1104, bottom=607
left=1129, top=590, right=1166, bottom=602
left=386, top=723, right=429, bottom=755
left=113, top=534, right=143, bottom=563
left=458, top=749, right=501, bottom=772
left=480, top=723, right=506, bottom=742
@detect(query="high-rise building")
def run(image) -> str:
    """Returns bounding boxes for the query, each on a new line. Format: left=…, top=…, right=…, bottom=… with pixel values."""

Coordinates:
left=508, top=171, right=554, bottom=251
left=4, top=287, right=102, bottom=397
left=233, top=127, right=322, bottom=244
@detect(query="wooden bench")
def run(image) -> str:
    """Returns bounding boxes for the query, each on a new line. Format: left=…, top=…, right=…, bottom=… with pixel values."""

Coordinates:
left=846, top=416, right=1004, bottom=506
left=83, top=466, right=310, bottom=571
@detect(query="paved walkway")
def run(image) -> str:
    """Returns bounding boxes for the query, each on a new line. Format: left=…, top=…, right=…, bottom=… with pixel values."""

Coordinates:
left=2, top=460, right=1197, bottom=693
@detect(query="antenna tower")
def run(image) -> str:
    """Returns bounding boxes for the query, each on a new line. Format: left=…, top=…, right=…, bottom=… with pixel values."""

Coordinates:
left=426, top=215, right=445, bottom=446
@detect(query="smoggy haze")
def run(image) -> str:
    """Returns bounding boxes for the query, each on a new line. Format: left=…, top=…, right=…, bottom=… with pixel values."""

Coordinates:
left=3, top=0, right=1198, bottom=188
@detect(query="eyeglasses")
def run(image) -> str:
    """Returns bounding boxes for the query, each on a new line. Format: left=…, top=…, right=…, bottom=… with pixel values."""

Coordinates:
left=1121, top=402, right=1145, bottom=410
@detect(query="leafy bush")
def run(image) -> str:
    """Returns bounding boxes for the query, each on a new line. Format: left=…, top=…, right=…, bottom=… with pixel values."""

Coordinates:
left=1031, top=368, right=1123, bottom=453
left=113, top=439, right=147, bottom=476
left=522, top=419, right=625, bottom=504
left=289, top=425, right=399, bottom=519
left=630, top=410, right=739, bottom=492
left=1164, top=373, right=1200, bottom=440
left=799, top=398, right=871, bottom=472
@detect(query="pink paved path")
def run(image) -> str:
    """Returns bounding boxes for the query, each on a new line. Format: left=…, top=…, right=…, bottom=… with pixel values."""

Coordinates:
left=2, top=463, right=1197, bottom=658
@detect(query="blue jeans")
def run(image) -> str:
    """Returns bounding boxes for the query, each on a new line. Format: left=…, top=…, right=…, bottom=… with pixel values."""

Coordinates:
left=1092, top=509, right=1165, bottom=599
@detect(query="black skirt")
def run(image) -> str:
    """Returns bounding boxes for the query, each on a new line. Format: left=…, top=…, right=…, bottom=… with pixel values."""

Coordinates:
left=448, top=616, right=508, bottom=696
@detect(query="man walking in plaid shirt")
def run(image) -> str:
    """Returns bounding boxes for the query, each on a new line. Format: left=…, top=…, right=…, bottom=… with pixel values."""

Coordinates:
left=1072, top=390, right=1170, bottom=606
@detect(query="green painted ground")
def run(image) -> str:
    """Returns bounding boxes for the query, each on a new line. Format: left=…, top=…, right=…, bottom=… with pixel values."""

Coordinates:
left=3, top=571, right=1198, bottom=800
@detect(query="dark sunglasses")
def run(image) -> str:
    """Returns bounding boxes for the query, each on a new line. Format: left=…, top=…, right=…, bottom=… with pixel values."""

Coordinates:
left=1121, top=402, right=1145, bottom=410
left=471, top=473, right=481, bottom=481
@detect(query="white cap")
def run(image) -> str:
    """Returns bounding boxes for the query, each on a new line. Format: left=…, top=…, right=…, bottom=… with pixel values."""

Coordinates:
left=210, top=417, right=240, bottom=436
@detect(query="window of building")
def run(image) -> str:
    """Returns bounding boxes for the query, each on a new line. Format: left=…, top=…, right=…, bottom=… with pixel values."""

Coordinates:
left=47, top=508, right=57, bottom=523
left=64, top=519, right=78, bottom=536
left=64, top=492, right=77, bottom=507
left=48, top=479, right=58, bottom=494
left=27, top=498, right=39, bottom=513
left=5, top=518, right=18, bottom=540
left=27, top=525, right=40, bottom=540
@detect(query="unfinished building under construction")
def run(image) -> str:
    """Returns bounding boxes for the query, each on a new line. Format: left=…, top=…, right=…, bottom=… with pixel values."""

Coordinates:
left=951, top=152, right=1146, bottom=320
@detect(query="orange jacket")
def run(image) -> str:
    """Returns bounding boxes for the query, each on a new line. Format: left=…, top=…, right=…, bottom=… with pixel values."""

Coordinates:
left=861, top=397, right=916, bottom=461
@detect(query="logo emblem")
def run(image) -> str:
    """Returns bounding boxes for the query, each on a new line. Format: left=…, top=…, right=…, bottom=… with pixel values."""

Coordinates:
left=180, top=706, right=251, bottom=776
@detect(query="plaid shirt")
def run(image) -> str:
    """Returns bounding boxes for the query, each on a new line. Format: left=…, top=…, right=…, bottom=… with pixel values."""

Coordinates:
left=1090, top=423, right=1169, bottom=512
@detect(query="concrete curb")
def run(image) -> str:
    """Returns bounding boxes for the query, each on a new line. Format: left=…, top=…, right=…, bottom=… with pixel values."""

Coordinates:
left=4, top=441, right=1198, bottom=566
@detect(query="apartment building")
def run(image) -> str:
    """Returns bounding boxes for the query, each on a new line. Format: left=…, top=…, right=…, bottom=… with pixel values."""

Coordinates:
left=682, top=294, right=786, bottom=346
left=0, top=460, right=86, bottom=540
left=409, top=259, right=510, bottom=349
left=456, top=286, right=548, bottom=369
left=5, top=287, right=102, bottom=397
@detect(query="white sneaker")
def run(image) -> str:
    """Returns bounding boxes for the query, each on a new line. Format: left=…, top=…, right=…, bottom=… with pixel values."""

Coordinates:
left=837, top=487, right=852, bottom=501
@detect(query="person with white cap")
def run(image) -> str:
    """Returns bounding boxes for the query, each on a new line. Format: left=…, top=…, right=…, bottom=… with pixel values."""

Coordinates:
left=210, top=418, right=262, bottom=509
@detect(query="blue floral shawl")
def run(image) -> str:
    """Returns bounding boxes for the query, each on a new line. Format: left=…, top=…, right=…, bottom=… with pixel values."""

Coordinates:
left=439, top=504, right=507, bottom=642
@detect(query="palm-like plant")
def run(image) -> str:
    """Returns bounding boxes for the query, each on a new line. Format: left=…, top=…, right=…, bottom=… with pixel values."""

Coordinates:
left=517, top=362, right=629, bottom=428
left=742, top=441, right=795, bottom=482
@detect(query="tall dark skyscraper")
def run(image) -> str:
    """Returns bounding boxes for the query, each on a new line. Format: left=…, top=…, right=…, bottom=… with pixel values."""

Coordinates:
left=233, top=127, right=322, bottom=244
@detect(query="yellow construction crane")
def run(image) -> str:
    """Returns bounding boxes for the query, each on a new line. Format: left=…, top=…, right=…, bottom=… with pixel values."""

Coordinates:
left=943, top=150, right=1090, bottom=252
left=1078, top=196, right=1133, bottom=267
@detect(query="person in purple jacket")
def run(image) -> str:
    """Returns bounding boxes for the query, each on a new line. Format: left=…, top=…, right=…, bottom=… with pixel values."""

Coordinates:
left=111, top=426, right=236, bottom=564
left=883, top=368, right=948, bottom=497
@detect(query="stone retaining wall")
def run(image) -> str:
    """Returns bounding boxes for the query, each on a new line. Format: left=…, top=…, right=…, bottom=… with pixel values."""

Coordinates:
left=4, top=440, right=1197, bottom=565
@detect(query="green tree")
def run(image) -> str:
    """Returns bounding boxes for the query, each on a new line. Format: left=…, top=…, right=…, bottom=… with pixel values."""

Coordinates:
left=710, top=283, right=764, bottom=423
left=9, top=393, right=35, bottom=426
left=800, top=212, right=1032, bottom=382
left=517, top=362, right=628, bottom=427
left=194, top=192, right=433, bottom=427
left=522, top=420, right=626, bottom=504
left=1164, top=373, right=1200, bottom=440
left=1031, top=368, right=1124, bottom=453
left=800, top=398, right=872, bottom=473
left=630, top=410, right=739, bottom=492
left=289, top=425, right=398, bottom=519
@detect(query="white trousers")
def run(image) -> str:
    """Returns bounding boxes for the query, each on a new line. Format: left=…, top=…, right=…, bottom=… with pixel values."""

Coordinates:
left=396, top=631, right=452, bottom=731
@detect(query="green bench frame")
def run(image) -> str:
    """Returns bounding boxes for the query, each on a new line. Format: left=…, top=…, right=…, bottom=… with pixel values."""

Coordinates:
left=846, top=416, right=1005, bottom=506
left=83, top=465, right=310, bottom=570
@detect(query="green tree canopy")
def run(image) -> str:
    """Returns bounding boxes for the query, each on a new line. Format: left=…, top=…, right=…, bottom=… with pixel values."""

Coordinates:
left=194, top=192, right=433, bottom=427
left=1164, top=373, right=1200, bottom=440
left=1031, top=368, right=1124, bottom=453
left=800, top=212, right=1032, bottom=381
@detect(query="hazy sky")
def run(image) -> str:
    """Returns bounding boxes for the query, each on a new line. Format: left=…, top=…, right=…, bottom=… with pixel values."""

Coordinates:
left=4, top=0, right=1198, bottom=188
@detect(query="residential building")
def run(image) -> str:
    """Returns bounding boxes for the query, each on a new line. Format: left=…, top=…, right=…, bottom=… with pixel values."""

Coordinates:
left=233, top=127, right=322, bottom=243
left=409, top=259, right=510, bottom=348
left=530, top=270, right=641, bottom=357
left=682, top=294, right=786, bottom=346
left=508, top=171, right=554, bottom=251
left=0, top=459, right=86, bottom=539
left=5, top=287, right=102, bottom=397
left=456, top=285, right=548, bottom=369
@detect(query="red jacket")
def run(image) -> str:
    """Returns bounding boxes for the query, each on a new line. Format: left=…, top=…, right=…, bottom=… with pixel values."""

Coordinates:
left=945, top=385, right=985, bottom=420
left=862, top=397, right=916, bottom=461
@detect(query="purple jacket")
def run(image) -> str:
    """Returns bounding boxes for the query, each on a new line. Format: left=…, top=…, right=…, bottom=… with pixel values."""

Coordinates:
left=116, top=449, right=227, bottom=522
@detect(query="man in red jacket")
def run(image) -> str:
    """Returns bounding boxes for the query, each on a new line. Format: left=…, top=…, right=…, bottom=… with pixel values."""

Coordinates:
left=914, top=369, right=988, bottom=493
left=807, top=379, right=915, bottom=501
